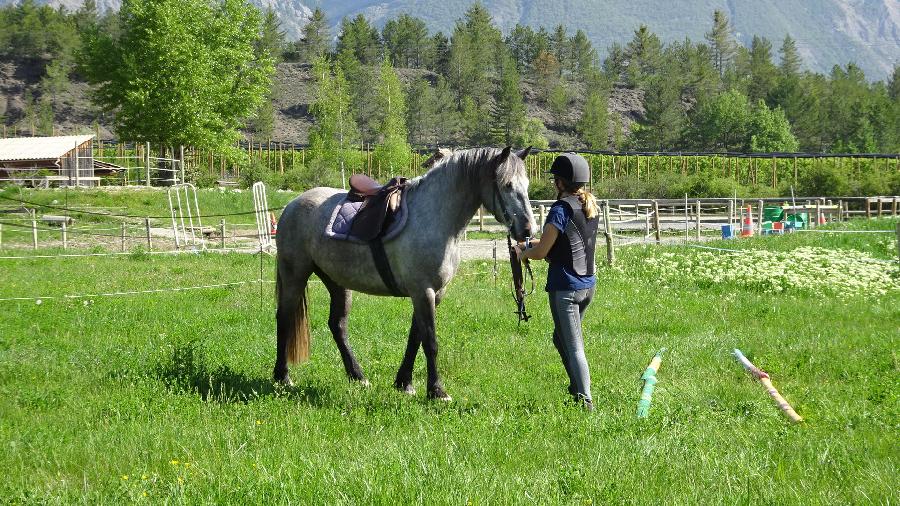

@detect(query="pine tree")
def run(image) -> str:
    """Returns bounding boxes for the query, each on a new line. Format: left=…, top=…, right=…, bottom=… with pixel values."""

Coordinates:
left=705, top=10, right=736, bottom=78
left=490, top=54, right=526, bottom=145
left=624, top=25, right=662, bottom=89
left=337, top=14, right=380, bottom=65
left=747, top=36, right=777, bottom=104
left=373, top=58, right=411, bottom=172
left=634, top=74, right=684, bottom=150
left=296, top=7, right=329, bottom=63
left=569, top=29, right=597, bottom=79
left=383, top=14, right=430, bottom=68
left=779, top=35, right=802, bottom=77
left=257, top=8, right=286, bottom=64
left=577, top=90, right=609, bottom=149
left=506, top=24, right=536, bottom=72
left=550, top=24, right=568, bottom=76
left=430, top=77, right=461, bottom=143
left=406, top=78, right=433, bottom=145
left=534, top=50, right=561, bottom=102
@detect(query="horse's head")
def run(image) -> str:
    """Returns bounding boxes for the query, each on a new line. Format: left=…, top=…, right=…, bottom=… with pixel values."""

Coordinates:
left=481, top=146, right=536, bottom=242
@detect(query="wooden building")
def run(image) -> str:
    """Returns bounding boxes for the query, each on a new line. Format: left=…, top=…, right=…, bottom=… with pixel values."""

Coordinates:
left=0, top=135, right=96, bottom=187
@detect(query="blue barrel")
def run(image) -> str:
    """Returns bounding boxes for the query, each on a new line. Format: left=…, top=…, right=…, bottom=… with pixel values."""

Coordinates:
left=721, top=224, right=734, bottom=239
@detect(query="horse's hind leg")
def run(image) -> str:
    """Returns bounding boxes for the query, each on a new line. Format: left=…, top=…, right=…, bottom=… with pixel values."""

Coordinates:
left=393, top=315, right=421, bottom=395
left=320, top=273, right=368, bottom=385
left=274, top=260, right=313, bottom=386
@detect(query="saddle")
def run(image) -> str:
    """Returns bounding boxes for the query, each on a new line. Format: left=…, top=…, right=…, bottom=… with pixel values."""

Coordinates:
left=326, top=174, right=409, bottom=243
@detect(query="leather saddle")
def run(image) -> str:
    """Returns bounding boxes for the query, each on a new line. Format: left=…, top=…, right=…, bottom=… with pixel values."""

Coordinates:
left=346, top=174, right=408, bottom=242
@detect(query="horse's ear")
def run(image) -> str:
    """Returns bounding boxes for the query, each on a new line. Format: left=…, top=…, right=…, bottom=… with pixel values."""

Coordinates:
left=421, top=147, right=452, bottom=168
left=495, top=146, right=512, bottom=166
left=516, top=146, right=533, bottom=160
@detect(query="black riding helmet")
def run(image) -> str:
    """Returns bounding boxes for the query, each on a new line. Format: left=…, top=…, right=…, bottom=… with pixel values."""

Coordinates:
left=549, top=153, right=590, bottom=183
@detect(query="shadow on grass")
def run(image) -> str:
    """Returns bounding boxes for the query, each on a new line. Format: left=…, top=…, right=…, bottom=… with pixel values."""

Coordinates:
left=153, top=341, right=329, bottom=406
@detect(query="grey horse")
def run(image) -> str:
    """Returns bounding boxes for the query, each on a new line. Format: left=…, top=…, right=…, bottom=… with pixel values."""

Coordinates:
left=273, top=146, right=535, bottom=400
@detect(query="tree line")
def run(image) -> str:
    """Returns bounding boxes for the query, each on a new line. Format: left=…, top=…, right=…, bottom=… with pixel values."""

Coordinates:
left=1, top=0, right=898, bottom=161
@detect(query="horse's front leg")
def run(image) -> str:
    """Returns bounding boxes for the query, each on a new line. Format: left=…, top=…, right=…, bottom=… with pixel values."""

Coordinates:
left=395, top=289, right=445, bottom=396
left=411, top=288, right=451, bottom=401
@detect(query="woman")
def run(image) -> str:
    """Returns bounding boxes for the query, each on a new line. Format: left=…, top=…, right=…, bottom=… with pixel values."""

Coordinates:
left=514, top=153, right=600, bottom=410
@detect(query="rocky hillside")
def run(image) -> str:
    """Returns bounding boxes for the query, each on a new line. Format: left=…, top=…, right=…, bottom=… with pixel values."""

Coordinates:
left=0, top=58, right=644, bottom=145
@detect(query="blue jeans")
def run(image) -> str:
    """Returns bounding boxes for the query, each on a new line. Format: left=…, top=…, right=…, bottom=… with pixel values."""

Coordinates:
left=549, top=287, right=595, bottom=403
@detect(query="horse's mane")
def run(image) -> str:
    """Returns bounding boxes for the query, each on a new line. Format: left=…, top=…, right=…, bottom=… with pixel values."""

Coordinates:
left=419, top=147, right=523, bottom=187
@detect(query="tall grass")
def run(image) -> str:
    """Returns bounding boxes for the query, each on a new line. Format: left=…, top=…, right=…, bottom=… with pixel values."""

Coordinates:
left=0, top=221, right=896, bottom=502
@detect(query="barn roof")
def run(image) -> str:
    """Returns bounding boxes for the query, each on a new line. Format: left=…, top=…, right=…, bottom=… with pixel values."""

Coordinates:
left=0, top=135, right=94, bottom=162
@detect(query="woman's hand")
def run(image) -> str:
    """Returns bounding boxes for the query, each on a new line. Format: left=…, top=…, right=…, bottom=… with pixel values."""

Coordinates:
left=513, top=242, right=527, bottom=261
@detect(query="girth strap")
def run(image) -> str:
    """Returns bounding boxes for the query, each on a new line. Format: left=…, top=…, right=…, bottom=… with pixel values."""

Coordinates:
left=369, top=238, right=403, bottom=296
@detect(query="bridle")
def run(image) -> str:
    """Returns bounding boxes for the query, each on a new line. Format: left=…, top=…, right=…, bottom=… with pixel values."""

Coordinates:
left=492, top=178, right=534, bottom=324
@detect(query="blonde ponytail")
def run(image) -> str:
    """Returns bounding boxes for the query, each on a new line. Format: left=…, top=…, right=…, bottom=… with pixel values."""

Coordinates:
left=576, top=188, right=599, bottom=219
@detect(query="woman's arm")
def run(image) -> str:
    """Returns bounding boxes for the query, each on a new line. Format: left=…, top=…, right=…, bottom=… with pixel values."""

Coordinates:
left=514, top=223, right=559, bottom=261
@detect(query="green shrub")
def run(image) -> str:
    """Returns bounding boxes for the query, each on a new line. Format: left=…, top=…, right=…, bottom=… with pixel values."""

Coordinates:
left=797, top=163, right=850, bottom=196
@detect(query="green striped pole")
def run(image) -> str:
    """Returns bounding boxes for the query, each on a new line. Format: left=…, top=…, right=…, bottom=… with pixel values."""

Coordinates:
left=637, top=348, right=666, bottom=418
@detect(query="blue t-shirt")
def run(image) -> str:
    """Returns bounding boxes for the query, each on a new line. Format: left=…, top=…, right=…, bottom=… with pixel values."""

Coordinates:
left=544, top=203, right=597, bottom=292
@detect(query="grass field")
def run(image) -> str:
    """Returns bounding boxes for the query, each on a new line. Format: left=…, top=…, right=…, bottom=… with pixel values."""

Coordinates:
left=0, top=215, right=897, bottom=502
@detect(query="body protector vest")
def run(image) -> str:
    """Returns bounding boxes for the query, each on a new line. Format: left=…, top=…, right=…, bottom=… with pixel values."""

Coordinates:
left=546, top=196, right=600, bottom=276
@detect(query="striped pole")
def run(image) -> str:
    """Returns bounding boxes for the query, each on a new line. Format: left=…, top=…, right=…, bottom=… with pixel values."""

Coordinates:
left=637, top=348, right=666, bottom=418
left=733, top=349, right=803, bottom=423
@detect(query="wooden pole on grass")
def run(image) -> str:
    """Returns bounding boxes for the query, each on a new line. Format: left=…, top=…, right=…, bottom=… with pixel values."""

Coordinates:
left=61, top=220, right=67, bottom=250
left=121, top=222, right=126, bottom=252
left=31, top=211, right=38, bottom=249
left=145, top=142, right=151, bottom=187
left=652, top=200, right=661, bottom=243
left=695, top=201, right=701, bottom=240
left=895, top=222, right=900, bottom=264
left=757, top=199, right=764, bottom=235
left=220, top=219, right=226, bottom=249
left=145, top=218, right=152, bottom=250
left=603, top=200, right=615, bottom=265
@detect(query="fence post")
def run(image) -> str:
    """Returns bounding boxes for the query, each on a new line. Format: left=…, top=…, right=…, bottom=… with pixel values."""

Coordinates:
left=31, top=211, right=38, bottom=250
left=893, top=196, right=898, bottom=216
left=757, top=199, right=764, bottom=235
left=145, top=217, right=153, bottom=250
left=539, top=205, right=546, bottom=227
left=220, top=219, right=226, bottom=249
left=896, top=222, right=900, bottom=264
left=603, top=200, right=615, bottom=265
left=652, top=200, right=661, bottom=243
left=838, top=200, right=844, bottom=221
left=866, top=198, right=872, bottom=219
left=74, top=141, right=80, bottom=187
left=61, top=220, right=67, bottom=250
left=695, top=201, right=701, bottom=240
left=479, top=206, right=484, bottom=232
left=145, top=142, right=151, bottom=187
left=179, top=145, right=185, bottom=185
left=815, top=200, right=822, bottom=227
left=121, top=222, right=126, bottom=252
left=728, top=200, right=734, bottom=231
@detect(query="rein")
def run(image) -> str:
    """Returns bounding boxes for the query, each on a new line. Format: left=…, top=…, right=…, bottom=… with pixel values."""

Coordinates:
left=493, top=180, right=533, bottom=324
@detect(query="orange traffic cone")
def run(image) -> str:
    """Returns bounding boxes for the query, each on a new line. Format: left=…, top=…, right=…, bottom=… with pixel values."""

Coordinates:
left=269, top=212, right=277, bottom=236
left=741, top=205, right=754, bottom=237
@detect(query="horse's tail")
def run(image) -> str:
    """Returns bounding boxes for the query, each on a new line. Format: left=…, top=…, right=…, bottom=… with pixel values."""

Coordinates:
left=276, top=266, right=310, bottom=364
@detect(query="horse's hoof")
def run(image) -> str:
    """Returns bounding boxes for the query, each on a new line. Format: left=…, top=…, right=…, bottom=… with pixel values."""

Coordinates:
left=427, top=387, right=452, bottom=402
left=357, top=378, right=371, bottom=388
left=393, top=381, right=416, bottom=395
left=275, top=377, right=294, bottom=388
